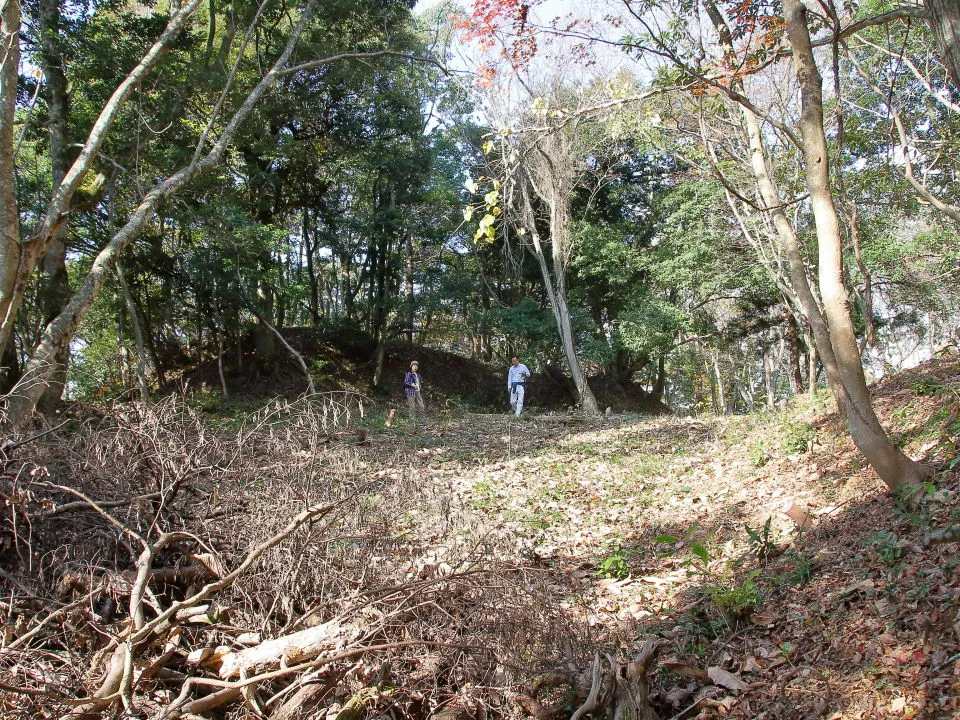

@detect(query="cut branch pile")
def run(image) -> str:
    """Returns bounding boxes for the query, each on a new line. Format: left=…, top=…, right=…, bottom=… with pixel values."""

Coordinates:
left=0, top=395, right=587, bottom=719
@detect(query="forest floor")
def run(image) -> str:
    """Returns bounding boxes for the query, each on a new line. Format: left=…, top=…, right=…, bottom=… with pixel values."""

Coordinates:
left=2, top=353, right=959, bottom=719
left=355, top=351, right=960, bottom=720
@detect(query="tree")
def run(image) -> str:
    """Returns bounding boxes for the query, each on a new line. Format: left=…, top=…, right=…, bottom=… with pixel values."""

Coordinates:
left=783, top=0, right=929, bottom=492
left=924, top=0, right=960, bottom=86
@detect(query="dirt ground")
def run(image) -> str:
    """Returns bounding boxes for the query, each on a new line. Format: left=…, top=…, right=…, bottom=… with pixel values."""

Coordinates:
left=1, top=353, right=958, bottom=719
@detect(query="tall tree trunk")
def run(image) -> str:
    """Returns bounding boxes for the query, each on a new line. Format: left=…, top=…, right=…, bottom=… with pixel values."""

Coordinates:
left=548, top=184, right=599, bottom=415
left=711, top=350, right=727, bottom=415
left=116, top=261, right=150, bottom=403
left=785, top=0, right=927, bottom=492
left=371, top=186, right=395, bottom=388
left=705, top=1, right=847, bottom=415
left=519, top=184, right=599, bottom=414
left=924, top=0, right=960, bottom=86
left=0, top=0, right=22, bottom=362
left=36, top=0, right=72, bottom=413
left=303, top=208, right=320, bottom=325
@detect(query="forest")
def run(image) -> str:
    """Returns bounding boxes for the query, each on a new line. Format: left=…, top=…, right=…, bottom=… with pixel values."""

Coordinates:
left=1, top=0, right=960, bottom=718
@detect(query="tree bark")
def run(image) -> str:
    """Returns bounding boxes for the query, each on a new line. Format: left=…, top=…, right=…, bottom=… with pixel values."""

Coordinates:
left=924, top=0, right=960, bottom=86
left=705, top=1, right=846, bottom=415
left=784, top=0, right=927, bottom=492
left=0, top=0, right=22, bottom=363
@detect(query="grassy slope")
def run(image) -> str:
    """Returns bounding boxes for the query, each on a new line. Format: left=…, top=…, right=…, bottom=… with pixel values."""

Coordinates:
left=377, top=352, right=960, bottom=719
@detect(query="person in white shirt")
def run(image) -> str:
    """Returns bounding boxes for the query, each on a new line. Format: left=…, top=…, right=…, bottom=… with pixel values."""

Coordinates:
left=507, top=356, right=531, bottom=416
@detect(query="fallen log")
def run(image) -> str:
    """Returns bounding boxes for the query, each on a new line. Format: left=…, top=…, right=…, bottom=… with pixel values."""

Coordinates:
left=270, top=683, right=327, bottom=720
left=219, top=618, right=361, bottom=679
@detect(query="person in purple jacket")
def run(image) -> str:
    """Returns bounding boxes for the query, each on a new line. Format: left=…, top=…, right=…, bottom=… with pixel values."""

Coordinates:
left=404, top=360, right=425, bottom=424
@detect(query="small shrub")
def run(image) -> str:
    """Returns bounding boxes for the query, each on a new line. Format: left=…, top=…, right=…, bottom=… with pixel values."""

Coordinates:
left=705, top=568, right=763, bottom=623
left=911, top=377, right=942, bottom=396
left=777, top=551, right=814, bottom=586
left=598, top=544, right=631, bottom=579
left=745, top=517, right=778, bottom=563
left=869, top=531, right=905, bottom=570
left=752, top=442, right=770, bottom=467
left=782, top=421, right=817, bottom=454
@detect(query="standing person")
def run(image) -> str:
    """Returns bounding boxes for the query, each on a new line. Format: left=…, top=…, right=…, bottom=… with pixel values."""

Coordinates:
left=507, top=356, right=531, bottom=416
left=404, top=360, right=425, bottom=424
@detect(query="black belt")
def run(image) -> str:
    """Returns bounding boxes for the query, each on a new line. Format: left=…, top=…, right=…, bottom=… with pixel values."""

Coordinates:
left=511, top=382, right=525, bottom=390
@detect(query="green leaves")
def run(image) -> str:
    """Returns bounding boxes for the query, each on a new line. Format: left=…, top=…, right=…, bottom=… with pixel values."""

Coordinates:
left=691, top=543, right=710, bottom=566
left=463, top=176, right=501, bottom=244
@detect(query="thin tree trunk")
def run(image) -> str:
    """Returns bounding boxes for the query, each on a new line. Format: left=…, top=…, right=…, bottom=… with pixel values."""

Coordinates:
left=548, top=180, right=600, bottom=416
left=0, top=0, right=22, bottom=362
left=712, top=350, right=727, bottom=415
left=36, top=0, right=72, bottom=413
left=785, top=0, right=927, bottom=492
left=303, top=208, right=320, bottom=325
left=216, top=329, right=229, bottom=397
left=763, top=347, right=776, bottom=409
left=116, top=262, right=150, bottom=403
left=404, top=233, right=414, bottom=343
left=803, top=325, right=819, bottom=398
left=519, top=184, right=599, bottom=414
left=705, top=1, right=847, bottom=415
left=371, top=186, right=395, bottom=388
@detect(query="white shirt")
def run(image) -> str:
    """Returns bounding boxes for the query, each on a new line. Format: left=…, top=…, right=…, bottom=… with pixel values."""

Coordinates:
left=508, top=363, right=531, bottom=388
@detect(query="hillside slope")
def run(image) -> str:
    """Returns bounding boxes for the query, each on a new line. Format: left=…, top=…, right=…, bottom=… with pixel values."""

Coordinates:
left=182, top=327, right=669, bottom=414
left=2, top=352, right=957, bottom=719
left=349, top=351, right=960, bottom=719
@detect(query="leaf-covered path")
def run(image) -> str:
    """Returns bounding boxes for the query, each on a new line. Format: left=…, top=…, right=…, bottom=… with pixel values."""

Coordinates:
left=369, top=356, right=960, bottom=719
left=2, top=357, right=958, bottom=720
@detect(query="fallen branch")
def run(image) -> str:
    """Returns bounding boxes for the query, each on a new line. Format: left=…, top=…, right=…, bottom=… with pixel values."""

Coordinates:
left=157, top=640, right=485, bottom=719
left=131, top=498, right=348, bottom=644
left=7, top=582, right=106, bottom=649
left=218, top=617, right=361, bottom=678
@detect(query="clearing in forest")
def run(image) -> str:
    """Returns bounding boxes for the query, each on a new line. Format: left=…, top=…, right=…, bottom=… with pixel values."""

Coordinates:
left=1, top=356, right=959, bottom=720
